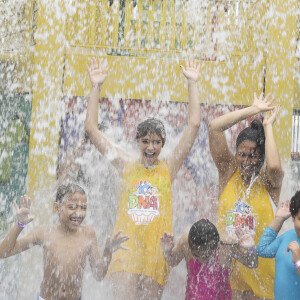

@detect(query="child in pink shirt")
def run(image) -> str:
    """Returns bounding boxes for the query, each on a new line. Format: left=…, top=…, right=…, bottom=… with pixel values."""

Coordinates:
left=160, top=218, right=258, bottom=300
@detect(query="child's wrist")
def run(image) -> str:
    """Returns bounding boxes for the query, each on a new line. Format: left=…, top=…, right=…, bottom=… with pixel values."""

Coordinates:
left=17, top=221, right=25, bottom=228
left=187, top=79, right=197, bottom=85
left=92, top=83, right=102, bottom=89
left=294, top=260, right=300, bottom=269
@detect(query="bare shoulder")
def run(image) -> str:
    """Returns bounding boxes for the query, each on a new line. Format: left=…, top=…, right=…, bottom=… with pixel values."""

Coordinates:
left=29, top=225, right=52, bottom=244
left=81, top=226, right=97, bottom=238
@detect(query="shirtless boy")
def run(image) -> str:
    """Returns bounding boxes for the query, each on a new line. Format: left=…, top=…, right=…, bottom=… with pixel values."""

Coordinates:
left=0, top=183, right=129, bottom=300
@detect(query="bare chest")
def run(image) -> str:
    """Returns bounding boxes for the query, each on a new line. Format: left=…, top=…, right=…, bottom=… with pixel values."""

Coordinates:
left=43, top=233, right=90, bottom=269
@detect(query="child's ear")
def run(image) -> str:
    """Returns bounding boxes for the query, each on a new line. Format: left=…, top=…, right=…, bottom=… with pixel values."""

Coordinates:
left=53, top=202, right=60, bottom=213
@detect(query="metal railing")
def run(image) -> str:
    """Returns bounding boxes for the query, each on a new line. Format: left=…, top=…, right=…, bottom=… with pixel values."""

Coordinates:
left=292, top=109, right=300, bottom=160
left=66, top=0, right=265, bottom=58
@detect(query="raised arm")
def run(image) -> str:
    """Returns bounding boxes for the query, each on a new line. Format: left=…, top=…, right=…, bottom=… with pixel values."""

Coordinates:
left=88, top=230, right=129, bottom=281
left=167, top=58, right=201, bottom=181
left=160, top=232, right=185, bottom=267
left=263, top=105, right=284, bottom=205
left=257, top=200, right=291, bottom=257
left=209, top=93, right=275, bottom=177
left=0, top=195, right=40, bottom=258
left=57, top=139, right=84, bottom=185
left=85, top=58, right=130, bottom=176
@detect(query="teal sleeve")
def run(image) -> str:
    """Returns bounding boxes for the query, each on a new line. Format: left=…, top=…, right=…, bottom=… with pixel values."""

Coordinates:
left=257, top=227, right=281, bottom=258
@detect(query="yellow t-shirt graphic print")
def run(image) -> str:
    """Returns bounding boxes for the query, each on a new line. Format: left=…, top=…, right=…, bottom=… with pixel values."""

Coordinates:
left=108, top=161, right=172, bottom=286
left=127, top=180, right=160, bottom=225
left=225, top=197, right=257, bottom=235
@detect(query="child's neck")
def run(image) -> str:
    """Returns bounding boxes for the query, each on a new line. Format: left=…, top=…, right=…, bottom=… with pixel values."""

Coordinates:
left=57, top=223, right=79, bottom=235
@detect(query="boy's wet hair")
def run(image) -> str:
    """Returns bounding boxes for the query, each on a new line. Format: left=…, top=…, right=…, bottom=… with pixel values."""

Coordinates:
left=135, top=118, right=166, bottom=147
left=188, top=219, right=220, bottom=251
left=236, top=119, right=265, bottom=161
left=56, top=183, right=86, bottom=204
left=290, top=190, right=300, bottom=218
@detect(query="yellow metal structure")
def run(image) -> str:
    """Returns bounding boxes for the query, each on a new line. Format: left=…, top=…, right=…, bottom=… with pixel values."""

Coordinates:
left=0, top=0, right=299, bottom=298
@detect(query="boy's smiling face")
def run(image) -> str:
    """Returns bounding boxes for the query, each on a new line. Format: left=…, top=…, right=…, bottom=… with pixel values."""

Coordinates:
left=293, top=210, right=300, bottom=238
left=55, top=192, right=87, bottom=231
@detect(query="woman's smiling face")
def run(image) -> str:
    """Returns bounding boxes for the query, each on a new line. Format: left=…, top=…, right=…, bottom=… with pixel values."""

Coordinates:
left=138, top=132, right=163, bottom=167
left=235, top=140, right=263, bottom=179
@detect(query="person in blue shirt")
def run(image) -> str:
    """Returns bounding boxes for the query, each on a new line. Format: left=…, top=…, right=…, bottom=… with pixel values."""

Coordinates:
left=257, top=191, right=300, bottom=299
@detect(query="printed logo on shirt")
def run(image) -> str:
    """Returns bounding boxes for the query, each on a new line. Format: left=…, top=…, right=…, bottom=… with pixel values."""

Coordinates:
left=127, top=180, right=160, bottom=225
left=225, top=198, right=257, bottom=235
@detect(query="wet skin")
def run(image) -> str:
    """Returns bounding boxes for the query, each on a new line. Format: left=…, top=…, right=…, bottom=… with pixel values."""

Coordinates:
left=39, top=192, right=92, bottom=300
left=138, top=132, right=163, bottom=167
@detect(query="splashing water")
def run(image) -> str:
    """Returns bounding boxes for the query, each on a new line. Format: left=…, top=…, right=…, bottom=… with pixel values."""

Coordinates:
left=0, top=0, right=300, bottom=299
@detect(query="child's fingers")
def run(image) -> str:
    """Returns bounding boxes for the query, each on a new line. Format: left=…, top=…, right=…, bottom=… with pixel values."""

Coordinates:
left=120, top=246, right=130, bottom=251
left=13, top=200, right=19, bottom=211
left=190, top=57, right=194, bottom=69
left=118, top=236, right=130, bottom=243
left=27, top=197, right=31, bottom=210
left=113, top=230, right=122, bottom=239
left=90, top=57, right=96, bottom=70
left=20, top=195, right=25, bottom=208
left=86, top=63, right=91, bottom=72
left=23, top=195, right=30, bottom=208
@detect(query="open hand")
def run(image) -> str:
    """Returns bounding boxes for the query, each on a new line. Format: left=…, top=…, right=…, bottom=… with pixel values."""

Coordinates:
left=252, top=92, right=275, bottom=113
left=180, top=58, right=200, bottom=83
left=160, top=232, right=175, bottom=253
left=104, top=231, right=129, bottom=254
left=235, top=226, right=255, bottom=249
left=86, top=58, right=109, bottom=87
left=13, top=195, right=34, bottom=225
left=275, top=200, right=291, bottom=221
left=287, top=241, right=300, bottom=263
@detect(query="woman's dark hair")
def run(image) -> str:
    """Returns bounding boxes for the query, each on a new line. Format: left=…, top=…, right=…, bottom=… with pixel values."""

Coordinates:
left=188, top=219, right=220, bottom=251
left=135, top=118, right=166, bottom=147
left=290, top=191, right=300, bottom=218
left=236, top=119, right=265, bottom=160
left=56, top=183, right=86, bottom=203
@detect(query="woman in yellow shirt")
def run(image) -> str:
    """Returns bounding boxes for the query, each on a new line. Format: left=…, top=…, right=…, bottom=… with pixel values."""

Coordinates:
left=208, top=93, right=284, bottom=300
left=85, top=57, right=201, bottom=300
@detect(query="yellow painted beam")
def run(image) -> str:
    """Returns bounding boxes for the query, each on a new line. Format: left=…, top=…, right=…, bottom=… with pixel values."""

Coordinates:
left=264, top=0, right=298, bottom=161
left=64, top=53, right=264, bottom=106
